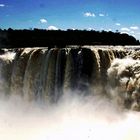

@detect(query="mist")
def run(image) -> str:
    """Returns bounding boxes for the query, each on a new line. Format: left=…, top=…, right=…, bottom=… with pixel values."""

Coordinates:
left=0, top=92, right=140, bottom=140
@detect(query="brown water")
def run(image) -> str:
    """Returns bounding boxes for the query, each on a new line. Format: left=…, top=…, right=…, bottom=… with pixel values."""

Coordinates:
left=0, top=46, right=140, bottom=140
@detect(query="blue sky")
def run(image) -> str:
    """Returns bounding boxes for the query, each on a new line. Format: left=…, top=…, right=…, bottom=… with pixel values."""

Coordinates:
left=0, top=0, right=140, bottom=40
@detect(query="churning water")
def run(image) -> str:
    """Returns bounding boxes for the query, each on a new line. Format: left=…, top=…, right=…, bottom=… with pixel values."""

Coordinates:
left=0, top=46, right=140, bottom=140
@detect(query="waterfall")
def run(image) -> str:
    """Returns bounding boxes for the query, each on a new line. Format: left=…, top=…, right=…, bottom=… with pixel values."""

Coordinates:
left=0, top=46, right=130, bottom=104
left=1, top=46, right=140, bottom=140
left=1, top=46, right=140, bottom=110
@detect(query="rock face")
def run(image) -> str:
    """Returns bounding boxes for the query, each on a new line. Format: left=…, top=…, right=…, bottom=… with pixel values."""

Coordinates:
left=1, top=46, right=140, bottom=110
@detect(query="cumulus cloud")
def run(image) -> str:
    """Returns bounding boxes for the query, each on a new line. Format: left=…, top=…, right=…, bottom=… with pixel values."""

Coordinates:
left=40, top=18, right=47, bottom=23
left=121, top=27, right=130, bottom=32
left=47, top=26, right=58, bottom=30
left=120, top=26, right=139, bottom=38
left=0, top=4, right=5, bottom=7
left=84, top=12, right=96, bottom=17
left=99, top=13, right=105, bottom=17
left=121, top=31, right=129, bottom=34
left=115, top=23, right=121, bottom=26
left=130, top=26, right=139, bottom=30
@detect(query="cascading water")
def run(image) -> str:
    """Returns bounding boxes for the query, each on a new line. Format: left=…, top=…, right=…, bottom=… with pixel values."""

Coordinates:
left=1, top=46, right=140, bottom=140
left=0, top=47, right=127, bottom=101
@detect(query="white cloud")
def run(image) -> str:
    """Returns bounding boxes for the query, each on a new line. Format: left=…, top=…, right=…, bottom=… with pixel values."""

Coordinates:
left=87, top=27, right=95, bottom=31
left=84, top=12, right=95, bottom=17
left=130, top=26, right=139, bottom=30
left=67, top=28, right=76, bottom=30
left=47, top=26, right=58, bottom=30
left=115, top=23, right=121, bottom=26
left=130, top=31, right=135, bottom=34
left=40, top=18, right=47, bottom=23
left=121, top=31, right=129, bottom=34
left=121, top=27, right=130, bottom=32
left=100, top=28, right=104, bottom=31
left=99, top=13, right=104, bottom=17
left=131, top=34, right=136, bottom=37
left=0, top=4, right=5, bottom=7
left=107, top=29, right=112, bottom=31
left=71, top=28, right=76, bottom=30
